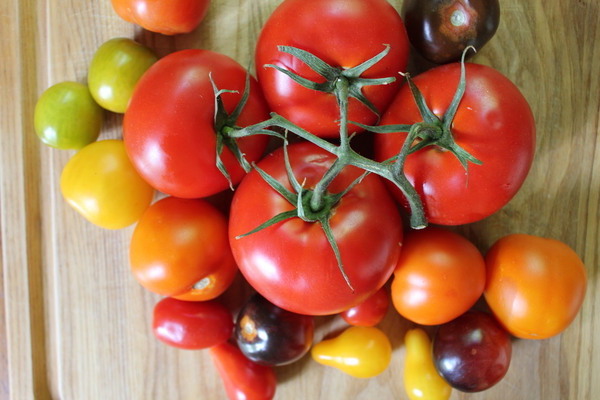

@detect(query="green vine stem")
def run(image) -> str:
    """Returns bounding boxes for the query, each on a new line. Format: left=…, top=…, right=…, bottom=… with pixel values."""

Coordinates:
left=219, top=45, right=484, bottom=292
left=232, top=112, right=428, bottom=229
left=230, top=44, right=429, bottom=228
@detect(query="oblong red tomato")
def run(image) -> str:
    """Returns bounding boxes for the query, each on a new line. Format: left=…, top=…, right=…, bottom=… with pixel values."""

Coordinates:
left=124, top=49, right=270, bottom=199
left=255, top=0, right=410, bottom=138
left=229, top=142, right=403, bottom=316
left=375, top=63, right=535, bottom=225
left=209, top=341, right=277, bottom=400
left=152, top=297, right=233, bottom=350
left=130, top=196, right=237, bottom=301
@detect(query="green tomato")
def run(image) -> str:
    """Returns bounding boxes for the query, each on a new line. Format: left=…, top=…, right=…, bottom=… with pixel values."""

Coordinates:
left=88, top=37, right=158, bottom=113
left=34, top=81, right=103, bottom=149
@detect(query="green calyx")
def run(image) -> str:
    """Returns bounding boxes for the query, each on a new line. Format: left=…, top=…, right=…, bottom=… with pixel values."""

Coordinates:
left=221, top=45, right=482, bottom=292
left=210, top=73, right=285, bottom=189
left=235, top=142, right=367, bottom=292
left=265, top=45, right=396, bottom=118
left=358, top=47, right=482, bottom=186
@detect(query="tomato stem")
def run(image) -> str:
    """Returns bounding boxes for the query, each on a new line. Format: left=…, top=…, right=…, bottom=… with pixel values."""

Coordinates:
left=230, top=48, right=429, bottom=228
left=309, top=76, right=351, bottom=212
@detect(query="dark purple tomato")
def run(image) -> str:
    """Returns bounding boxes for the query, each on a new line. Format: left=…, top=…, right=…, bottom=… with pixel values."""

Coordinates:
left=432, top=310, right=512, bottom=392
left=235, top=293, right=315, bottom=366
left=401, top=0, right=500, bottom=64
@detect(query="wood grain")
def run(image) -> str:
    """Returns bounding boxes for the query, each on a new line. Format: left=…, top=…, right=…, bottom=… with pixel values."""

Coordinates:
left=1, top=0, right=599, bottom=399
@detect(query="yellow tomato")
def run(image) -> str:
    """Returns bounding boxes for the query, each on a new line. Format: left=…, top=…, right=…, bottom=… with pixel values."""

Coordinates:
left=311, top=326, right=391, bottom=378
left=60, top=139, right=154, bottom=229
left=404, top=328, right=452, bottom=400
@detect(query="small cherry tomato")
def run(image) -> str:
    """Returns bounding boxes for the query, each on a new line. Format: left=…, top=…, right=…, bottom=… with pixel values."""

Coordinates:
left=88, top=37, right=157, bottom=113
left=404, top=328, right=452, bottom=400
left=60, top=139, right=154, bottom=229
left=235, top=293, right=314, bottom=366
left=340, top=286, right=390, bottom=327
left=484, top=234, right=587, bottom=339
left=432, top=310, right=512, bottom=392
left=390, top=227, right=486, bottom=325
left=152, top=297, right=233, bottom=350
left=111, top=0, right=211, bottom=35
left=209, top=341, right=277, bottom=400
left=402, top=0, right=500, bottom=64
left=311, top=326, right=392, bottom=378
left=34, top=81, right=103, bottom=149
left=130, top=196, right=237, bottom=301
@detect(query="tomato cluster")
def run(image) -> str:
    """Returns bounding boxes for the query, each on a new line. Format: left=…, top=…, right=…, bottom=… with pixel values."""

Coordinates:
left=35, top=0, right=588, bottom=399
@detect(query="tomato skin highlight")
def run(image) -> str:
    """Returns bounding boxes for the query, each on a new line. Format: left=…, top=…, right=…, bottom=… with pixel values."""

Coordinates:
left=229, top=142, right=403, bottom=316
left=484, top=234, right=587, bottom=339
left=111, top=0, right=210, bottom=35
left=152, top=297, right=233, bottom=350
left=209, top=341, right=277, bottom=400
left=130, top=196, right=237, bottom=301
left=124, top=49, right=270, bottom=199
left=390, top=227, right=486, bottom=326
left=255, top=0, right=410, bottom=138
left=375, top=62, right=536, bottom=225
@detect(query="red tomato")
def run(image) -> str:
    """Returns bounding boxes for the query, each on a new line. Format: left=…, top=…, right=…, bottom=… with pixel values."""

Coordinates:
left=152, top=297, right=233, bottom=350
left=130, top=196, right=237, bottom=301
left=341, top=286, right=390, bottom=327
left=209, top=341, right=277, bottom=400
left=375, top=63, right=535, bottom=225
left=255, top=0, right=410, bottom=138
left=390, top=227, right=486, bottom=325
left=484, top=234, right=587, bottom=339
left=124, top=49, right=269, bottom=199
left=229, top=142, right=403, bottom=316
left=111, top=0, right=210, bottom=35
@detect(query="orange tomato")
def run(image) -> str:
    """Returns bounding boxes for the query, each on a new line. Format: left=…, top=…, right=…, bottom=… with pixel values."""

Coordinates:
left=111, top=0, right=210, bottom=35
left=129, top=196, right=237, bottom=301
left=390, top=227, right=486, bottom=325
left=484, top=234, right=587, bottom=339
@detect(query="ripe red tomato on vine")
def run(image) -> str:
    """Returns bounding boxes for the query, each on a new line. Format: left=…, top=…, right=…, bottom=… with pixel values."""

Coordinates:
left=375, top=62, right=536, bottom=225
left=255, top=0, right=411, bottom=138
left=228, top=142, right=403, bottom=316
left=123, top=49, right=270, bottom=199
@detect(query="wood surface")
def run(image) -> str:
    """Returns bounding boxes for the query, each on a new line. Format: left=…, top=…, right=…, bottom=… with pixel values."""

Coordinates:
left=1, top=0, right=599, bottom=399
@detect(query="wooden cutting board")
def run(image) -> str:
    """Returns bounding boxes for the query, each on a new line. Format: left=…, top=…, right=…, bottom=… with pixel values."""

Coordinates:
left=2, top=0, right=599, bottom=399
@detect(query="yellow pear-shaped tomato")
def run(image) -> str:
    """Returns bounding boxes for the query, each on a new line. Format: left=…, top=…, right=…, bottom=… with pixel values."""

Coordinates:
left=60, top=139, right=154, bottom=229
left=404, top=328, right=452, bottom=400
left=311, top=326, right=391, bottom=378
